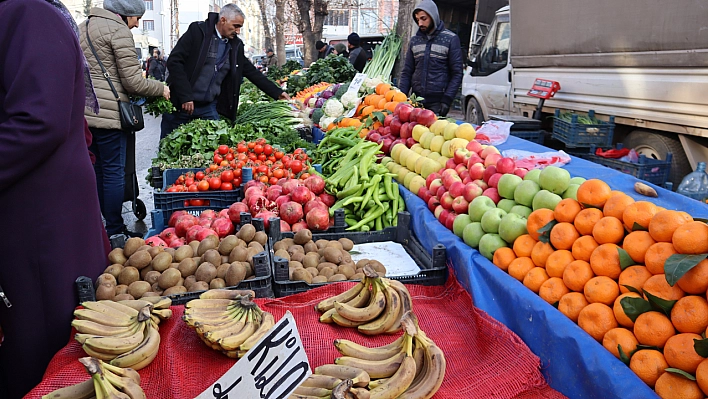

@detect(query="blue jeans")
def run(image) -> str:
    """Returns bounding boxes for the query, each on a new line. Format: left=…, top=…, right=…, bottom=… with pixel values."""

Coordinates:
left=89, top=128, right=127, bottom=236
left=160, top=101, right=219, bottom=139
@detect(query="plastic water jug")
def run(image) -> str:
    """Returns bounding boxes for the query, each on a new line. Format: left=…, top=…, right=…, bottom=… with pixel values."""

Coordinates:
left=677, top=162, right=708, bottom=202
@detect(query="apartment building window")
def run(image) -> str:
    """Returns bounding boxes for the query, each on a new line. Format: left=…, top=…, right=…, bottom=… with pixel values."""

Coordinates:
left=324, top=10, right=350, bottom=26
left=143, top=20, right=154, bottom=31
left=145, top=0, right=153, bottom=10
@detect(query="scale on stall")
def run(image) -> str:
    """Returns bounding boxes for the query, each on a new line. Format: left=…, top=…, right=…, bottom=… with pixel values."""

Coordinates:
left=490, top=78, right=561, bottom=143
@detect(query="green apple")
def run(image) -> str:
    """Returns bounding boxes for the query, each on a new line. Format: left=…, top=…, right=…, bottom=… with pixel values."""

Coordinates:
left=452, top=214, right=473, bottom=238
left=468, top=196, right=496, bottom=222
left=514, top=180, right=541, bottom=207
left=480, top=208, right=507, bottom=234
left=478, top=233, right=508, bottom=260
left=532, top=189, right=563, bottom=211
left=569, top=177, right=587, bottom=185
left=499, top=213, right=528, bottom=244
left=510, top=205, right=533, bottom=218
left=524, top=169, right=541, bottom=184
left=539, top=166, right=571, bottom=194
left=462, top=222, right=485, bottom=248
left=497, top=199, right=517, bottom=213
left=563, top=184, right=580, bottom=200
left=497, top=174, right=523, bottom=199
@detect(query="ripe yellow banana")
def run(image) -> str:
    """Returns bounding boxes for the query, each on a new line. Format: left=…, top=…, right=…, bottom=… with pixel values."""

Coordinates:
left=97, top=300, right=141, bottom=318
left=152, top=308, right=172, bottom=321
left=109, top=323, right=160, bottom=370
left=136, top=296, right=172, bottom=309
left=113, top=300, right=155, bottom=312
left=334, top=337, right=404, bottom=361
left=81, top=302, right=136, bottom=321
left=334, top=351, right=405, bottom=379
left=203, top=310, right=249, bottom=342
left=218, top=311, right=259, bottom=351
left=368, top=378, right=388, bottom=390
left=300, top=374, right=342, bottom=390
left=334, top=283, right=385, bottom=322
left=399, top=342, right=445, bottom=399
left=185, top=298, right=237, bottom=309
left=82, top=344, right=117, bottom=361
left=183, top=307, right=243, bottom=327
left=200, top=289, right=255, bottom=300
left=287, top=395, right=329, bottom=399
left=314, top=365, right=370, bottom=388
left=75, top=320, right=142, bottom=345
left=316, top=280, right=367, bottom=313
left=72, top=320, right=137, bottom=337
left=350, top=387, right=370, bottom=399
left=74, top=309, right=135, bottom=328
left=41, top=378, right=94, bottom=399
left=102, top=367, right=146, bottom=399
left=293, top=386, right=331, bottom=397
left=358, top=281, right=401, bottom=335
left=369, top=355, right=416, bottom=399
left=331, top=312, right=368, bottom=328
left=319, top=308, right=337, bottom=323
left=83, top=322, right=147, bottom=356
left=387, top=279, right=413, bottom=313
left=240, top=311, right=275, bottom=351
left=101, top=362, right=140, bottom=385
left=195, top=316, right=243, bottom=335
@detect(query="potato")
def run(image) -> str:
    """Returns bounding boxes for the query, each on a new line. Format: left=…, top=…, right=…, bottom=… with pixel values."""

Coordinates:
left=305, top=267, right=319, bottom=278
left=147, top=246, right=164, bottom=258
left=174, top=245, right=194, bottom=262
left=123, top=237, right=145, bottom=257
left=163, top=286, right=187, bottom=296
left=117, top=267, right=139, bottom=286
left=201, top=249, right=222, bottom=268
left=151, top=252, right=172, bottom=272
left=225, top=263, right=247, bottom=287
left=237, top=224, right=256, bottom=242
left=274, top=249, right=290, bottom=261
left=104, top=264, right=124, bottom=280
left=312, top=276, right=329, bottom=284
left=195, top=262, right=217, bottom=283
left=177, top=258, right=198, bottom=278
left=190, top=281, right=209, bottom=292
left=95, top=284, right=116, bottom=300
left=292, top=268, right=313, bottom=284
left=210, top=278, right=226, bottom=289
left=218, top=235, right=239, bottom=256
left=183, top=275, right=197, bottom=291
left=328, top=274, right=347, bottom=282
left=158, top=268, right=181, bottom=290
left=127, top=281, right=151, bottom=299
left=197, top=235, right=219, bottom=256
left=114, top=293, right=135, bottom=301
left=216, top=263, right=231, bottom=279
left=338, top=238, right=354, bottom=251
left=323, top=247, right=343, bottom=264
left=253, top=231, right=268, bottom=247
left=293, top=229, right=312, bottom=245
left=128, top=250, right=152, bottom=270
left=114, top=284, right=129, bottom=296
left=108, top=248, right=127, bottom=265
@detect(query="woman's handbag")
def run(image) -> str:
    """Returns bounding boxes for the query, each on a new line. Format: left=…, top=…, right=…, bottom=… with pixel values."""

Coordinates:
left=85, top=20, right=144, bottom=132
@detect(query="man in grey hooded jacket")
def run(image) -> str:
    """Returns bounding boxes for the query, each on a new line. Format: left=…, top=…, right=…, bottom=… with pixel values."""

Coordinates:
left=398, top=0, right=463, bottom=117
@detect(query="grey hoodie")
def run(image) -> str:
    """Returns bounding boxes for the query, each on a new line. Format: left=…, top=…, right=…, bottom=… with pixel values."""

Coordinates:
left=413, top=0, right=441, bottom=37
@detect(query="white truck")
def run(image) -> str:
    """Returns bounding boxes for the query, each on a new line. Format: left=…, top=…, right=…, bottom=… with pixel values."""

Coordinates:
left=461, top=0, right=708, bottom=185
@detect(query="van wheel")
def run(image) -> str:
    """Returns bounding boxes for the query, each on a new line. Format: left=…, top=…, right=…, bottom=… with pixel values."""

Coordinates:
left=465, top=97, right=484, bottom=126
left=623, top=130, right=691, bottom=189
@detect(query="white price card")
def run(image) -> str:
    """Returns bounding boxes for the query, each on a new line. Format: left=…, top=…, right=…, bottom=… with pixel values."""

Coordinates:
left=347, top=73, right=367, bottom=95
left=195, top=311, right=311, bottom=399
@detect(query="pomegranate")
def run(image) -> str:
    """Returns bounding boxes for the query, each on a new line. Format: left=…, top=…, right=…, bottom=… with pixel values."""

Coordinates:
left=196, top=228, right=218, bottom=241
left=158, top=227, right=177, bottom=243
left=145, top=236, right=167, bottom=247
left=211, top=217, right=235, bottom=238
left=281, top=179, right=301, bottom=195
left=319, top=193, right=336, bottom=207
left=174, top=214, right=198, bottom=237
left=304, top=199, right=327, bottom=214
left=291, top=186, right=313, bottom=205
left=168, top=210, right=188, bottom=227
left=291, top=221, right=309, bottom=232
left=275, top=195, right=291, bottom=209
left=244, top=180, right=265, bottom=192
left=306, top=207, right=330, bottom=230
left=247, top=195, right=267, bottom=211
left=254, top=211, right=277, bottom=229
left=198, top=218, right=213, bottom=229
left=245, top=186, right=265, bottom=202
left=266, top=185, right=283, bottom=201
left=280, top=220, right=291, bottom=232
left=185, top=225, right=204, bottom=242
left=280, top=201, right=304, bottom=225
left=169, top=237, right=186, bottom=248
left=227, top=202, right=249, bottom=224
left=199, top=209, right=217, bottom=220
left=218, top=209, right=229, bottom=219
left=304, top=175, right=325, bottom=195
left=276, top=178, right=288, bottom=187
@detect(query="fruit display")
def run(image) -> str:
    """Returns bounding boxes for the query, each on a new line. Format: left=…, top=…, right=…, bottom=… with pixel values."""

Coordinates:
left=164, top=165, right=241, bottom=194
left=317, top=267, right=411, bottom=335
left=41, top=357, right=145, bottom=399
left=72, top=298, right=172, bottom=370
left=272, top=229, right=387, bottom=284
left=182, top=291, right=275, bottom=359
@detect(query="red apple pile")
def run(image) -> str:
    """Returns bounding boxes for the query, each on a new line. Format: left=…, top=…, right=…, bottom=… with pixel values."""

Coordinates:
left=365, top=103, right=438, bottom=155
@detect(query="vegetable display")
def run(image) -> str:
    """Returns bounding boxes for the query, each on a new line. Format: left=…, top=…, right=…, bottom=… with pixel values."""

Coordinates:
left=362, top=27, right=402, bottom=82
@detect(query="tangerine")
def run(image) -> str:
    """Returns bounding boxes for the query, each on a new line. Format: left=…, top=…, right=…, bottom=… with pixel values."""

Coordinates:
left=670, top=296, right=708, bottom=334
left=578, top=303, right=618, bottom=342
left=574, top=208, right=604, bottom=236
left=614, top=292, right=642, bottom=328
left=589, top=243, right=622, bottom=280
left=539, top=277, right=570, bottom=304
left=649, top=210, right=693, bottom=243
left=634, top=311, right=675, bottom=348
left=643, top=274, right=686, bottom=302
left=571, top=235, right=600, bottom=262
left=618, top=266, right=653, bottom=294
left=492, top=247, right=517, bottom=272
left=592, top=216, right=626, bottom=245
left=584, top=276, right=620, bottom=305
left=558, top=292, right=589, bottom=322
left=629, top=349, right=669, bottom=388
left=577, top=179, right=612, bottom=208
left=664, top=333, right=705, bottom=374
left=602, top=192, right=635, bottom=220
left=623, top=201, right=659, bottom=231
left=677, top=259, right=708, bottom=295
left=554, top=198, right=582, bottom=223
left=508, top=257, right=536, bottom=281
left=654, top=371, right=704, bottom=399
left=512, top=234, right=537, bottom=258
left=546, top=250, right=575, bottom=278
left=531, top=241, right=555, bottom=267
left=673, top=221, right=708, bottom=255
left=622, top=231, right=656, bottom=264
left=563, top=260, right=595, bottom=292
left=523, top=267, right=550, bottom=293
left=550, top=222, right=580, bottom=250
left=527, top=209, right=556, bottom=241
left=602, top=327, right=638, bottom=359
left=645, top=242, right=678, bottom=275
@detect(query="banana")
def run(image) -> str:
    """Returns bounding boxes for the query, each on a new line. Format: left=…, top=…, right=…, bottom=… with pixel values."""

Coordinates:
left=334, top=351, right=405, bottom=379
left=72, top=320, right=136, bottom=336
left=399, top=336, right=445, bottom=399
left=369, top=355, right=416, bottom=399
left=331, top=312, right=368, bottom=328
left=314, top=365, right=370, bottom=388
left=97, top=301, right=141, bottom=318
left=110, top=323, right=160, bottom=370
left=218, top=311, right=259, bottom=351
left=183, top=307, right=243, bottom=326
left=293, top=386, right=331, bottom=397
left=92, top=370, right=130, bottom=399
left=350, top=388, right=370, bottom=399
left=135, top=296, right=172, bottom=308
left=203, top=310, right=249, bottom=342
left=102, top=368, right=146, bottom=399
left=319, top=308, right=337, bottom=324
left=358, top=281, right=401, bottom=336
left=316, top=280, right=367, bottom=313
left=185, top=298, right=237, bottom=309
left=334, top=337, right=404, bottom=361
left=75, top=309, right=135, bottom=328
left=82, top=344, right=118, bottom=361
left=345, top=283, right=372, bottom=308
left=412, top=345, right=426, bottom=381
left=387, top=280, right=413, bottom=313
left=287, top=395, right=328, bottom=399
left=41, top=378, right=94, bottom=399
left=334, top=283, right=385, bottom=322
left=300, top=374, right=342, bottom=389
left=102, top=363, right=140, bottom=385
left=384, top=303, right=404, bottom=334
left=114, top=300, right=155, bottom=312
left=330, top=379, right=352, bottom=399
left=368, top=378, right=388, bottom=390
left=240, top=311, right=275, bottom=351
left=81, top=302, right=136, bottom=322
left=152, top=308, right=172, bottom=320
left=75, top=321, right=142, bottom=345
left=84, top=322, right=147, bottom=356
left=200, top=289, right=255, bottom=300
left=195, top=316, right=244, bottom=335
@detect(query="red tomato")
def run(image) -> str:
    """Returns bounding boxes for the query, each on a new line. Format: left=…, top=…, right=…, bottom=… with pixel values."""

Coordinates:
left=214, top=154, right=224, bottom=164
left=237, top=143, right=248, bottom=153
left=267, top=156, right=276, bottom=163
left=234, top=168, right=242, bottom=177
left=254, top=144, right=264, bottom=154
left=248, top=142, right=256, bottom=150
left=190, top=199, right=205, bottom=206
left=209, top=164, right=218, bottom=171
left=176, top=174, right=185, bottom=184
left=274, top=151, right=284, bottom=160
left=220, top=182, right=233, bottom=191
left=218, top=145, right=229, bottom=155
left=257, top=165, right=268, bottom=174
left=257, top=154, right=267, bottom=161
left=166, top=186, right=178, bottom=192
left=221, top=170, right=234, bottom=182
left=272, top=169, right=284, bottom=179
left=269, top=176, right=278, bottom=185
left=290, top=160, right=303, bottom=174
left=188, top=184, right=198, bottom=192
left=195, top=171, right=205, bottom=180
left=236, top=153, right=247, bottom=161
left=263, top=144, right=273, bottom=156
left=209, top=177, right=222, bottom=190
left=225, top=153, right=234, bottom=162
left=197, top=180, right=210, bottom=191
left=259, top=175, right=269, bottom=183
left=184, top=177, right=194, bottom=186
left=248, top=153, right=257, bottom=161
left=233, top=177, right=242, bottom=187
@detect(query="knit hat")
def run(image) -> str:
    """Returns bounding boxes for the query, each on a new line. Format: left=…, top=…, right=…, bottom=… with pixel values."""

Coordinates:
left=315, top=40, right=326, bottom=50
left=267, top=48, right=274, bottom=53
left=347, top=32, right=360, bottom=46
left=334, top=43, right=347, bottom=54
left=103, top=0, right=145, bottom=17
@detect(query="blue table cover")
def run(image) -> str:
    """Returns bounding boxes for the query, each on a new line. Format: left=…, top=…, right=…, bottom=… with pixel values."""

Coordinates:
left=398, top=135, right=708, bottom=399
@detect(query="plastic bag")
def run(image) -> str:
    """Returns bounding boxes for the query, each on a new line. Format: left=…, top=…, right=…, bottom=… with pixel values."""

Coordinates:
left=501, top=149, right=572, bottom=169
left=619, top=149, right=639, bottom=163
left=474, top=121, right=513, bottom=145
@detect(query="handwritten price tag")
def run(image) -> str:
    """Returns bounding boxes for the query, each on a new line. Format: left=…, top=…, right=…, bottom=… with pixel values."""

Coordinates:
left=347, top=73, right=367, bottom=95
left=195, top=311, right=311, bottom=399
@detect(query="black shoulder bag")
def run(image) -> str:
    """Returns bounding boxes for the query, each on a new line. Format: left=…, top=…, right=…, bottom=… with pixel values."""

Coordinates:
left=85, top=19, right=144, bottom=132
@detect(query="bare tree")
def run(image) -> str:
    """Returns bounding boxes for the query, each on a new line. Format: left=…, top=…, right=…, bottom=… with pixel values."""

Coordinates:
left=257, top=0, right=275, bottom=52
left=393, top=0, right=416, bottom=82
left=274, top=0, right=288, bottom=66
left=295, top=0, right=328, bottom=66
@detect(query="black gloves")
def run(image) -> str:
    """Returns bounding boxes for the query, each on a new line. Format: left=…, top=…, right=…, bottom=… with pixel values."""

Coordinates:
left=440, top=103, right=450, bottom=117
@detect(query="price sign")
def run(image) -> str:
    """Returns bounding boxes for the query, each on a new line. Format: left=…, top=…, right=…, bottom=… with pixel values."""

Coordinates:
left=195, top=311, right=311, bottom=399
left=347, top=73, right=367, bottom=95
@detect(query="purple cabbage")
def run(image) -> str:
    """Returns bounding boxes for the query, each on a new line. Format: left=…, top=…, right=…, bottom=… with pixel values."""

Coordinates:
left=315, top=97, right=326, bottom=108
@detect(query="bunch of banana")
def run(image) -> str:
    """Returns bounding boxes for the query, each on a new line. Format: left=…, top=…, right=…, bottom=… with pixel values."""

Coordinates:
left=182, top=291, right=275, bottom=358
left=72, top=297, right=172, bottom=370
left=288, top=364, right=371, bottom=399
left=41, top=357, right=144, bottom=399
left=316, top=266, right=413, bottom=336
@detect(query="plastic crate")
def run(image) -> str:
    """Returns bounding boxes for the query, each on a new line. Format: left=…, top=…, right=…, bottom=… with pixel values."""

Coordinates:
left=268, top=211, right=448, bottom=298
left=576, top=144, right=672, bottom=187
left=265, top=208, right=348, bottom=240
left=510, top=130, right=545, bottom=144
left=150, top=166, right=163, bottom=189
left=153, top=168, right=242, bottom=212
left=552, top=110, right=615, bottom=148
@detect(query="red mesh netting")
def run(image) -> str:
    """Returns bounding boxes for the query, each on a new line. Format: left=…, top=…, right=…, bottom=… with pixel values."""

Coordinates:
left=26, top=275, right=567, bottom=399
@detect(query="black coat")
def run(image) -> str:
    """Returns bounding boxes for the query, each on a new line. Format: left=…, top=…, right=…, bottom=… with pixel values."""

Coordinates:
left=348, top=46, right=368, bottom=73
left=166, top=13, right=283, bottom=120
left=148, top=56, right=166, bottom=81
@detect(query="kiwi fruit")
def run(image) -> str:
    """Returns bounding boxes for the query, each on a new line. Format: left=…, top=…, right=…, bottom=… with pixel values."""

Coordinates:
left=158, top=268, right=181, bottom=290
left=188, top=241, right=200, bottom=255
left=195, top=262, right=217, bottom=283
left=290, top=251, right=305, bottom=263
left=287, top=245, right=304, bottom=256
left=303, top=241, right=318, bottom=254
left=201, top=249, right=222, bottom=267
left=237, top=224, right=256, bottom=242
left=326, top=241, right=343, bottom=251
left=95, top=284, right=116, bottom=300
left=97, top=273, right=117, bottom=286
left=340, top=251, right=352, bottom=264
left=292, top=268, right=312, bottom=284
left=197, top=235, right=219, bottom=256
left=274, top=249, right=290, bottom=261
left=141, top=292, right=160, bottom=298
left=315, top=239, right=329, bottom=250
left=147, top=246, right=164, bottom=258
left=302, top=253, right=319, bottom=269
left=108, top=248, right=128, bottom=265
left=242, top=261, right=254, bottom=278
left=163, top=286, right=187, bottom=296
left=164, top=248, right=176, bottom=257
left=289, top=261, right=303, bottom=269
left=305, top=267, right=319, bottom=278
left=312, top=276, right=329, bottom=284
left=248, top=241, right=264, bottom=253
left=173, top=245, right=194, bottom=262
left=317, top=262, right=337, bottom=272
left=273, top=241, right=288, bottom=252
left=281, top=238, right=295, bottom=248
left=328, top=274, right=347, bottom=282
left=369, top=260, right=387, bottom=275
left=177, top=258, right=198, bottom=278
left=323, top=247, right=343, bottom=264
left=228, top=246, right=249, bottom=263
left=118, top=267, right=140, bottom=286
left=123, top=237, right=145, bottom=257
left=209, top=278, right=226, bottom=289
left=114, top=293, right=135, bottom=301
left=253, top=231, right=267, bottom=247
left=151, top=283, right=164, bottom=295
left=292, top=229, right=312, bottom=245
left=338, top=238, right=354, bottom=251
left=151, top=252, right=172, bottom=272
left=190, top=281, right=210, bottom=292
left=169, top=263, right=180, bottom=269
left=318, top=267, right=335, bottom=280
left=183, top=275, right=197, bottom=290
left=127, top=281, right=151, bottom=299
left=350, top=272, right=365, bottom=281
left=338, top=265, right=355, bottom=279
left=225, top=263, right=247, bottom=287
left=114, top=284, right=129, bottom=296
left=356, top=259, right=371, bottom=269
left=218, top=235, right=239, bottom=256
left=144, top=270, right=161, bottom=285
left=128, top=250, right=152, bottom=270
left=104, top=264, right=124, bottom=279
left=137, top=245, right=151, bottom=253
left=216, top=263, right=231, bottom=279
left=139, top=264, right=155, bottom=280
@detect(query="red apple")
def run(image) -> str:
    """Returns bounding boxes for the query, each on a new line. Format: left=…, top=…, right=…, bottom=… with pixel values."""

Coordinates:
left=418, top=186, right=431, bottom=203
left=406, top=137, right=417, bottom=148
left=468, top=153, right=484, bottom=165
left=445, top=158, right=457, bottom=170
left=454, top=163, right=467, bottom=176
left=440, top=192, right=455, bottom=210
left=488, top=173, right=503, bottom=188
left=468, top=162, right=486, bottom=180
left=496, top=157, right=516, bottom=174
left=449, top=181, right=465, bottom=198
left=442, top=173, right=462, bottom=190
left=429, top=178, right=443, bottom=193
left=453, top=148, right=471, bottom=165
left=459, top=170, right=470, bottom=181
left=452, top=196, right=469, bottom=214
left=483, top=187, right=501, bottom=204
left=399, top=105, right=413, bottom=122
left=484, top=153, right=502, bottom=167
left=436, top=185, right=447, bottom=198
left=438, top=208, right=450, bottom=223
left=463, top=182, right=484, bottom=202
left=514, top=168, right=529, bottom=178
left=417, top=109, right=437, bottom=127
left=474, top=179, right=489, bottom=191
left=466, top=140, right=484, bottom=154
left=462, top=176, right=472, bottom=184
left=410, top=108, right=422, bottom=123
left=483, top=165, right=497, bottom=183
left=444, top=211, right=457, bottom=230
left=428, top=196, right=440, bottom=212
left=390, top=117, right=402, bottom=135
left=426, top=172, right=441, bottom=188
left=434, top=205, right=445, bottom=219
left=384, top=113, right=394, bottom=127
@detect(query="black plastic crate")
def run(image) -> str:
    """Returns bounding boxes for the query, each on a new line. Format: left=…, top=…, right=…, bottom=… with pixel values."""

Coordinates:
left=510, top=130, right=545, bottom=145
left=576, top=144, right=672, bottom=187
left=552, top=109, right=615, bottom=148
left=150, top=166, right=163, bottom=189
left=268, top=211, right=448, bottom=298
left=154, top=168, right=242, bottom=212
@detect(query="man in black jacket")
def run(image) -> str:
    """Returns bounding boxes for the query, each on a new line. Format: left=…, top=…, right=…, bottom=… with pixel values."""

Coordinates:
left=316, top=40, right=333, bottom=59
left=347, top=33, right=368, bottom=73
left=161, top=4, right=288, bottom=139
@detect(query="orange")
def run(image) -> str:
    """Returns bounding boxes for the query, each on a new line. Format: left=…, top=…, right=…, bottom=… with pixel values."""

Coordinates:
left=671, top=296, right=708, bottom=334
left=622, top=231, right=656, bottom=264
left=645, top=242, right=678, bottom=275
left=574, top=208, right=604, bottom=236
left=677, top=260, right=708, bottom=294
left=392, top=92, right=408, bottom=103
left=527, top=209, right=556, bottom=241
left=558, top=292, right=589, bottom=322
left=618, top=266, right=653, bottom=294
left=563, top=260, right=595, bottom=292
left=513, top=234, right=537, bottom=258
left=546, top=250, right=575, bottom=278
left=578, top=303, right=618, bottom=341
left=589, top=243, right=622, bottom=280
left=384, top=89, right=397, bottom=102
left=571, top=235, right=600, bottom=262
left=523, top=267, right=550, bottom=293
left=664, top=333, right=705, bottom=374
left=375, top=83, right=391, bottom=95
left=602, top=328, right=638, bottom=359
left=592, top=216, right=625, bottom=245
left=634, top=311, right=675, bottom=348
left=576, top=179, right=612, bottom=208
left=554, top=198, right=582, bottom=223
left=643, top=274, right=686, bottom=302
left=629, top=349, right=669, bottom=388
left=361, top=105, right=376, bottom=116
left=602, top=192, right=635, bottom=220
left=673, top=221, right=708, bottom=255
left=508, top=257, right=536, bottom=281
left=492, top=247, right=517, bottom=272
left=539, top=277, right=570, bottom=304
left=654, top=371, right=704, bottom=399
left=695, top=359, right=708, bottom=396
left=376, top=98, right=388, bottom=110
left=614, top=292, right=642, bottom=328
left=531, top=241, right=555, bottom=267
left=623, top=201, right=659, bottom=231
left=550, top=222, right=580, bottom=250
left=384, top=101, right=398, bottom=113
left=649, top=210, right=694, bottom=243
left=584, top=276, right=620, bottom=305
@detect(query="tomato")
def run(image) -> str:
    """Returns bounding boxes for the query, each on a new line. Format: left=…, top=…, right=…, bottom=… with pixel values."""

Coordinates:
left=274, top=151, right=284, bottom=160
left=221, top=170, right=234, bottom=182
left=253, top=144, right=263, bottom=154
left=196, top=180, right=209, bottom=191
left=195, top=171, right=205, bottom=180
left=269, top=176, right=279, bottom=185
left=290, top=160, right=303, bottom=174
left=209, top=177, right=222, bottom=190
left=209, top=164, right=218, bottom=171
left=257, top=165, right=268, bottom=174
left=225, top=153, right=234, bottom=162
left=233, top=177, right=242, bottom=187
left=248, top=153, right=257, bottom=161
left=218, top=144, right=229, bottom=155
left=166, top=186, right=178, bottom=192
left=259, top=175, right=269, bottom=183
left=176, top=174, right=185, bottom=184
left=237, top=143, right=248, bottom=153
left=237, top=153, right=247, bottom=161
left=184, top=200, right=190, bottom=207
left=257, top=154, right=267, bottom=161
left=267, top=156, right=276, bottom=163
left=190, top=199, right=205, bottom=206
left=188, top=184, right=198, bottom=192
left=299, top=173, right=310, bottom=180
left=248, top=142, right=256, bottom=150
left=234, top=168, right=242, bottom=177
left=263, top=144, right=273, bottom=156
left=214, top=154, right=224, bottom=164
left=220, top=160, right=229, bottom=167
left=220, top=182, right=233, bottom=191
left=184, top=177, right=195, bottom=186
